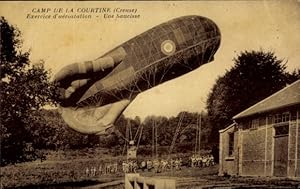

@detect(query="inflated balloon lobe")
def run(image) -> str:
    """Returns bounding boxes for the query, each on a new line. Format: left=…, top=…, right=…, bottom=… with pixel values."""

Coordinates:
left=54, top=15, right=221, bottom=135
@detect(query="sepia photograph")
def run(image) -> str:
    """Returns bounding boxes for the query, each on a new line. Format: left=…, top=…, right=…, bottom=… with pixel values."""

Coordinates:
left=0, top=1, right=300, bottom=188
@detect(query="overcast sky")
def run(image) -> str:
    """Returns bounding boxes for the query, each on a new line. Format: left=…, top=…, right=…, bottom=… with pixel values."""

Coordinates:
left=1, top=1, right=299, bottom=119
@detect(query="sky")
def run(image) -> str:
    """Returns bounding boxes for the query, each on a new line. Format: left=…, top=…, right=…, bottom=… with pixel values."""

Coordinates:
left=1, top=1, right=300, bottom=120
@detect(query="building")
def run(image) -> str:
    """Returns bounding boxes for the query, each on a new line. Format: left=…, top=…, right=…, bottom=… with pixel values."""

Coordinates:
left=219, top=80, right=300, bottom=178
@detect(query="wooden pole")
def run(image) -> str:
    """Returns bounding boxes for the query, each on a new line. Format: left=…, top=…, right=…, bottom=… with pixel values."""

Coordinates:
left=199, top=113, right=202, bottom=155
left=155, top=121, right=158, bottom=158
left=152, top=120, right=155, bottom=158
left=195, top=118, right=198, bottom=154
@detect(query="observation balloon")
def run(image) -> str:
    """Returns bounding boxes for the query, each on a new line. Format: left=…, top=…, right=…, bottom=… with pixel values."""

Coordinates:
left=54, top=15, right=221, bottom=134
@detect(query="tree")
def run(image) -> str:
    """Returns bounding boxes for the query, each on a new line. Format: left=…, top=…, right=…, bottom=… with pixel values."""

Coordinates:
left=27, top=109, right=100, bottom=151
left=0, top=17, right=56, bottom=165
left=207, top=50, right=300, bottom=144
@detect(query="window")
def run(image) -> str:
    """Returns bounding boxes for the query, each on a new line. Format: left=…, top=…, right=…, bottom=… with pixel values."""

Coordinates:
left=259, top=117, right=266, bottom=126
left=274, top=114, right=282, bottom=123
left=282, top=112, right=290, bottom=122
left=267, top=115, right=274, bottom=124
left=275, top=125, right=289, bottom=136
left=251, top=118, right=259, bottom=129
left=274, top=112, right=290, bottom=124
left=228, top=133, right=234, bottom=156
left=291, top=110, right=297, bottom=121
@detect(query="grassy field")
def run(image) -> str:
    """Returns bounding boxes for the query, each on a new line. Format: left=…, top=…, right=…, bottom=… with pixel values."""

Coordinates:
left=1, top=148, right=126, bottom=188
left=1, top=147, right=192, bottom=188
left=1, top=148, right=300, bottom=189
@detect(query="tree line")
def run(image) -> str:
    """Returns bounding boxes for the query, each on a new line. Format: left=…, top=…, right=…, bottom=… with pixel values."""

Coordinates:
left=1, top=106, right=211, bottom=165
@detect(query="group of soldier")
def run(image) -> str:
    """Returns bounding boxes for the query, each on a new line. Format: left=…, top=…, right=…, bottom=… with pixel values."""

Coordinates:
left=190, top=154, right=215, bottom=168
left=122, top=154, right=215, bottom=173
left=84, top=154, right=215, bottom=177
left=122, top=158, right=183, bottom=173
left=85, top=162, right=119, bottom=177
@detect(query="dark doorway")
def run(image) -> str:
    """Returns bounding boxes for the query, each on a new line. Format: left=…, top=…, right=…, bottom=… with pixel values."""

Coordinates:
left=273, top=125, right=289, bottom=177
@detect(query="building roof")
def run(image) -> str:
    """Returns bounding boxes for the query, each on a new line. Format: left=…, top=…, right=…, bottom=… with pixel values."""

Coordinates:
left=233, top=79, right=300, bottom=120
left=219, top=123, right=236, bottom=133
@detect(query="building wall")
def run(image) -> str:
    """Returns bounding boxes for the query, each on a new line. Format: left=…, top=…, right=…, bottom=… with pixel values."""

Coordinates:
left=265, top=125, right=273, bottom=176
left=240, top=127, right=266, bottom=176
left=219, top=107, right=300, bottom=178
left=239, top=108, right=299, bottom=177
left=288, top=120, right=297, bottom=177
left=219, top=125, right=238, bottom=176
left=239, top=124, right=274, bottom=176
left=219, top=106, right=300, bottom=178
